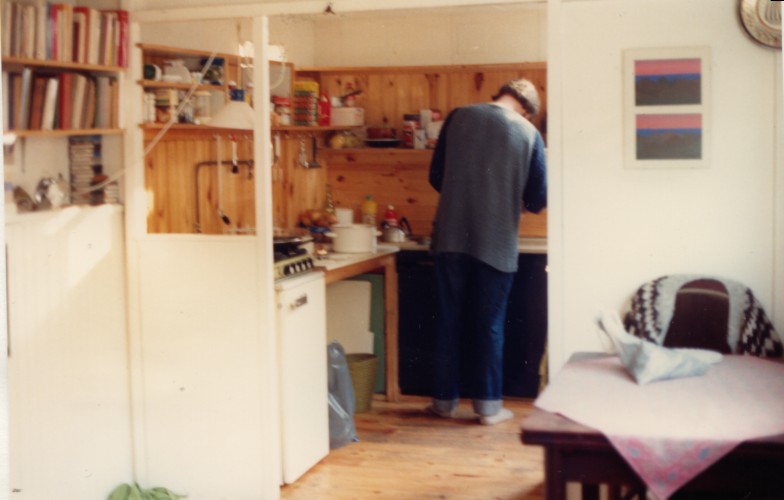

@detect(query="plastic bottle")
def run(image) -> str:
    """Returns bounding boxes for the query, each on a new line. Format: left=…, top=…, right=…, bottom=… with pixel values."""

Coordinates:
left=318, top=92, right=331, bottom=126
left=361, top=195, right=377, bottom=226
left=383, top=205, right=399, bottom=227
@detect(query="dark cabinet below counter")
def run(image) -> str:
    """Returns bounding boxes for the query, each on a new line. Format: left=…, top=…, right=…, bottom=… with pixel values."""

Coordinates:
left=396, top=250, right=548, bottom=399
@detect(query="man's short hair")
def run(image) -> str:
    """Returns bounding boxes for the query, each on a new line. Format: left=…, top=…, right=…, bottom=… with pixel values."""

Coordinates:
left=492, top=79, right=540, bottom=117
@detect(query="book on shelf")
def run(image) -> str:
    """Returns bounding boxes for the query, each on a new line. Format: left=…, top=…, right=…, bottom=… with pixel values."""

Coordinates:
left=28, top=74, right=48, bottom=130
left=96, top=75, right=120, bottom=128
left=17, top=67, right=33, bottom=129
left=41, top=76, right=59, bottom=130
left=72, top=7, right=86, bottom=64
left=70, top=73, right=87, bottom=129
left=82, top=77, right=96, bottom=129
left=19, top=3, right=36, bottom=58
left=2, top=72, right=9, bottom=130
left=57, top=71, right=72, bottom=129
left=73, top=6, right=100, bottom=65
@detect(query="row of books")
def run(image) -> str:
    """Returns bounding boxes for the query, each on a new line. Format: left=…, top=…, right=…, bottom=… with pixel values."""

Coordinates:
left=1, top=1, right=128, bottom=67
left=3, top=68, right=119, bottom=131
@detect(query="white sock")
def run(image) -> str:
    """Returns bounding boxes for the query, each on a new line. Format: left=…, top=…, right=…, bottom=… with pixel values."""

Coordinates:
left=427, top=404, right=456, bottom=419
left=479, top=407, right=514, bottom=425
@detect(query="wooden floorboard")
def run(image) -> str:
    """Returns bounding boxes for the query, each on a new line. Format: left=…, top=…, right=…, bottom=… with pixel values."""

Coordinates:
left=281, top=398, right=545, bottom=500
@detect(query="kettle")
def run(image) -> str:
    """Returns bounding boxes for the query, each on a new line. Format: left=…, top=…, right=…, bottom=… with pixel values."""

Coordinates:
left=381, top=216, right=412, bottom=243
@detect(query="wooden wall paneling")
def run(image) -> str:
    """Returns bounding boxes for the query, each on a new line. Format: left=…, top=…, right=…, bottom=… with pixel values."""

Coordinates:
left=285, top=63, right=548, bottom=238
left=326, top=150, right=437, bottom=237
left=271, top=132, right=288, bottom=231
left=280, top=134, right=328, bottom=228
left=363, top=73, right=386, bottom=128
left=144, top=129, right=256, bottom=234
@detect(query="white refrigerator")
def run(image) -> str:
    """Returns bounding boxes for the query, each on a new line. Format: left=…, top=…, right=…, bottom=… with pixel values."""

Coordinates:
left=275, top=271, right=330, bottom=484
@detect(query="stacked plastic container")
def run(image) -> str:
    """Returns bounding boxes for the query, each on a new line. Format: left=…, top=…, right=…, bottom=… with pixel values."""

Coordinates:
left=293, top=80, right=319, bottom=126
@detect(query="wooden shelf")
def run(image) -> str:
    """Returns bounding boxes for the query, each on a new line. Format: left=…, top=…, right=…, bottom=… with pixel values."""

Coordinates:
left=140, top=123, right=255, bottom=134
left=1, top=56, right=125, bottom=73
left=136, top=43, right=239, bottom=61
left=7, top=128, right=123, bottom=138
left=318, top=147, right=433, bottom=156
left=296, top=61, right=547, bottom=74
left=138, top=79, right=225, bottom=91
left=272, top=125, right=359, bottom=133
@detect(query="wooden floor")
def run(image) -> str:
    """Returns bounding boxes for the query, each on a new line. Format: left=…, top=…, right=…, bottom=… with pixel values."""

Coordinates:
left=281, top=398, right=545, bottom=500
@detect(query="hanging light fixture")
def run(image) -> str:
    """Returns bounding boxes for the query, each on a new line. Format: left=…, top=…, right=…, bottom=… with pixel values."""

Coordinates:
left=210, top=89, right=256, bottom=130
left=210, top=22, right=256, bottom=130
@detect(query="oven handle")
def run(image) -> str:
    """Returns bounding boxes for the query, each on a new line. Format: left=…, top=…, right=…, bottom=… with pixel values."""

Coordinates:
left=290, top=294, right=308, bottom=310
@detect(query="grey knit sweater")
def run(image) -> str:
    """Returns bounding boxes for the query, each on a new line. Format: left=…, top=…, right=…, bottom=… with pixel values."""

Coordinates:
left=429, top=103, right=547, bottom=272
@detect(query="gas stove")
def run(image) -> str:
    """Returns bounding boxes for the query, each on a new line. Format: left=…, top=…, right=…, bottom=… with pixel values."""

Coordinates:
left=274, top=234, right=316, bottom=281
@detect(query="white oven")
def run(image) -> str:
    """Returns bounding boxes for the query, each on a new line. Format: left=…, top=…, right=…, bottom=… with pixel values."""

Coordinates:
left=275, top=270, right=329, bottom=484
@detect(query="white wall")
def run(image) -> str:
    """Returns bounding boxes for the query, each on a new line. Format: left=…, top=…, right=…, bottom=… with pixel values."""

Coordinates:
left=309, top=5, right=546, bottom=66
left=5, top=206, right=133, bottom=499
left=548, top=0, right=782, bottom=371
left=133, top=237, right=273, bottom=500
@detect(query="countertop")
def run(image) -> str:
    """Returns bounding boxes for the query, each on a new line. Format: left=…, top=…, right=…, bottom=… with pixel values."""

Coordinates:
left=312, top=236, right=546, bottom=273
left=313, top=244, right=400, bottom=272
left=383, top=237, right=548, bottom=255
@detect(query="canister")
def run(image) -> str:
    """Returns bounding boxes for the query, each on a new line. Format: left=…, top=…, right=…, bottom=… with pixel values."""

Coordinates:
left=402, top=114, right=420, bottom=148
left=194, top=91, right=212, bottom=123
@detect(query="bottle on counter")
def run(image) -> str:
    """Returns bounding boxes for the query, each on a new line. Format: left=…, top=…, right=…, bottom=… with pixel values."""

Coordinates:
left=383, top=204, right=399, bottom=227
left=361, top=194, right=377, bottom=226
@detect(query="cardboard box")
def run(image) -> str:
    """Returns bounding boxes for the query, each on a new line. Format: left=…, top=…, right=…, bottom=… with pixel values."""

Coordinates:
left=330, top=107, right=365, bottom=127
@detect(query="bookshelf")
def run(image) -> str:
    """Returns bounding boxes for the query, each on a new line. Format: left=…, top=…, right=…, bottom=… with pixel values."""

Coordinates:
left=1, top=1, right=128, bottom=137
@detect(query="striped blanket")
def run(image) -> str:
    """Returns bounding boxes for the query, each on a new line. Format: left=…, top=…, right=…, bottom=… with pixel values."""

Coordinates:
left=623, top=275, right=783, bottom=357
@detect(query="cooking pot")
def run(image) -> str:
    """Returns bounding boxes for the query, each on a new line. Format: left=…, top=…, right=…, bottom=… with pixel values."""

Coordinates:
left=381, top=217, right=413, bottom=243
left=326, top=224, right=380, bottom=253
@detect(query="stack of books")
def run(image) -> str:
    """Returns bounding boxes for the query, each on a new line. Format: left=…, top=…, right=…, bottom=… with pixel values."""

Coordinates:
left=68, top=135, right=101, bottom=205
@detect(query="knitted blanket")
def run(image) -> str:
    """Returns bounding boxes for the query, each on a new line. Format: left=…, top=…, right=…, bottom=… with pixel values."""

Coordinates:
left=623, top=275, right=783, bottom=357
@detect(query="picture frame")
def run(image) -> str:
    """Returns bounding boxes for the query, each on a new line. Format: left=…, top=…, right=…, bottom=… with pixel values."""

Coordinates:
left=623, top=47, right=711, bottom=169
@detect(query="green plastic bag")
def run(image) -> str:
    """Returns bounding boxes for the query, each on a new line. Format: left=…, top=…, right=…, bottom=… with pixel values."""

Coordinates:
left=108, top=483, right=183, bottom=500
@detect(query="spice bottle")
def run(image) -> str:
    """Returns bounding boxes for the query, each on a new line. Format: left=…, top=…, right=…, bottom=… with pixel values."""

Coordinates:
left=361, top=195, right=377, bottom=226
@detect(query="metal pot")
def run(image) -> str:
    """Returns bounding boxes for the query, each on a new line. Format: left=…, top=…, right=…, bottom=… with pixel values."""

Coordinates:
left=381, top=217, right=412, bottom=243
left=326, top=224, right=380, bottom=253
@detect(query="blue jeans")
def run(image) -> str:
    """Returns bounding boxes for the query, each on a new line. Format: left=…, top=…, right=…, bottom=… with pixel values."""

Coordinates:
left=432, top=252, right=514, bottom=416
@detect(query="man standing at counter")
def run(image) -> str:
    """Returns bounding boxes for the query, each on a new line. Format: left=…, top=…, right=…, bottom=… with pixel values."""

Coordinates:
left=428, top=79, right=547, bottom=425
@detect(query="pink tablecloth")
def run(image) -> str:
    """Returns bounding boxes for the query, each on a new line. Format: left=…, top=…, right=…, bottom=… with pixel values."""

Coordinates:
left=534, top=355, right=784, bottom=499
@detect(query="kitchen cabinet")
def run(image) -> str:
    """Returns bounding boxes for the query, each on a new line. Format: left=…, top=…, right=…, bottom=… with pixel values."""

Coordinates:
left=5, top=206, right=133, bottom=498
left=396, top=248, right=547, bottom=399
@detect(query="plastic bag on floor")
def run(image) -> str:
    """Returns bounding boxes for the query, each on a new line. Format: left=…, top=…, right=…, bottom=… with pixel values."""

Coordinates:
left=327, top=341, right=359, bottom=448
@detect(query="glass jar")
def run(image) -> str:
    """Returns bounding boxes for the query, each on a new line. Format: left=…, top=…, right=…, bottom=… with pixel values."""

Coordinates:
left=194, top=91, right=212, bottom=124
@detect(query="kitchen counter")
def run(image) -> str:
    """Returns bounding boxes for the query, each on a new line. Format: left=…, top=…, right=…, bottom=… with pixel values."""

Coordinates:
left=383, top=237, right=548, bottom=254
left=313, top=244, right=400, bottom=277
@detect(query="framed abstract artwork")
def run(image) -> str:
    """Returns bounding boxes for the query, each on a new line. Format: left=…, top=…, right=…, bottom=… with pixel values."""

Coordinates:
left=623, top=47, right=711, bottom=168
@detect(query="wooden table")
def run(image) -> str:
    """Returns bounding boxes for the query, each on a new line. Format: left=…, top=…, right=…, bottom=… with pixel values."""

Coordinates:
left=521, top=370, right=784, bottom=499
left=315, top=247, right=401, bottom=401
